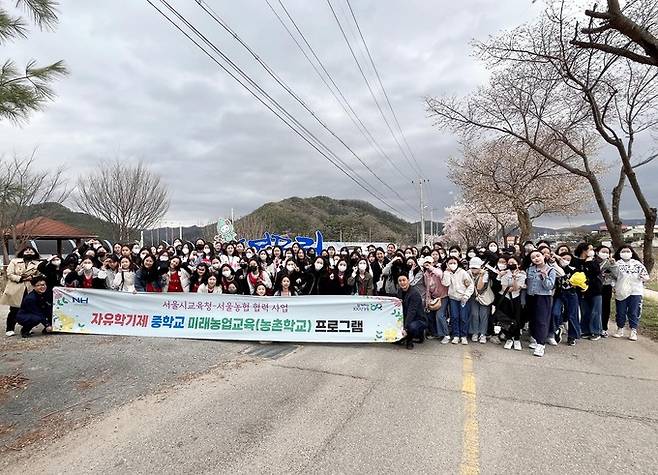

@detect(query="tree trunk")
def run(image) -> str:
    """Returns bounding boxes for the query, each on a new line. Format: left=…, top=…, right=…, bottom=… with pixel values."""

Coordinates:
left=611, top=168, right=625, bottom=232
left=587, top=174, right=624, bottom=249
left=516, top=208, right=532, bottom=243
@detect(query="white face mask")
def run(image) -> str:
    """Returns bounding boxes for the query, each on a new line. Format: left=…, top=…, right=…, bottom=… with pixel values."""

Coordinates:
left=83, top=263, right=93, bottom=271
left=245, top=252, right=254, bottom=259
left=358, top=263, right=367, bottom=271
left=449, top=251, right=459, bottom=258
left=338, top=264, right=347, bottom=272
left=619, top=251, right=632, bottom=261
left=286, top=265, right=295, bottom=272
left=497, top=263, right=507, bottom=271
left=587, top=250, right=595, bottom=258
left=314, top=263, right=324, bottom=271
left=132, top=247, right=140, bottom=254
left=598, top=251, right=610, bottom=259
left=448, top=263, right=458, bottom=271
left=203, top=248, right=211, bottom=254
left=222, top=270, right=232, bottom=278
left=489, top=245, right=498, bottom=252
left=467, top=252, right=476, bottom=258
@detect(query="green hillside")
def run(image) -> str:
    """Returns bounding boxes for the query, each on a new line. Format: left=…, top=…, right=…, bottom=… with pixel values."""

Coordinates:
left=22, top=202, right=116, bottom=238
left=234, top=196, right=418, bottom=243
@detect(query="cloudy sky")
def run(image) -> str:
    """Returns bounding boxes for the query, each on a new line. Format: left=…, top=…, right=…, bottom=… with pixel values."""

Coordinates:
left=1, top=0, right=656, bottom=228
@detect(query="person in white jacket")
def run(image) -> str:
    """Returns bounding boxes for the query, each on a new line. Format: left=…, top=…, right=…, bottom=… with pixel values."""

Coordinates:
left=611, top=246, right=650, bottom=341
left=442, top=256, right=474, bottom=345
left=113, top=257, right=136, bottom=292
left=198, top=275, right=222, bottom=294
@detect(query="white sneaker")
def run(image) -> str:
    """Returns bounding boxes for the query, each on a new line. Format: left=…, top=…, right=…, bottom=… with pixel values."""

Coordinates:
left=441, top=336, right=451, bottom=344
left=529, top=336, right=537, bottom=346
left=451, top=336, right=459, bottom=344
left=613, top=327, right=624, bottom=338
left=533, top=344, right=545, bottom=357
left=513, top=340, right=522, bottom=351
left=471, top=334, right=479, bottom=342
left=504, top=339, right=513, bottom=350
left=479, top=335, right=487, bottom=344
left=546, top=337, right=558, bottom=346
left=528, top=341, right=538, bottom=350
left=5, top=331, right=15, bottom=337
left=629, top=328, right=638, bottom=341
left=490, top=335, right=501, bottom=345
left=461, top=337, right=469, bottom=345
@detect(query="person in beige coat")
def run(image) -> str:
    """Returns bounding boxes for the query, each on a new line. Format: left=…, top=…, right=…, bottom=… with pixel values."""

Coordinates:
left=1, top=246, right=41, bottom=336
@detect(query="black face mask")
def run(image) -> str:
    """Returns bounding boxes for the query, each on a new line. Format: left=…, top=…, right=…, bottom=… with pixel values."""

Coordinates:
left=508, top=264, right=518, bottom=271
left=249, top=265, right=258, bottom=273
left=23, top=253, right=36, bottom=260
left=240, top=262, right=248, bottom=269
left=196, top=244, right=204, bottom=251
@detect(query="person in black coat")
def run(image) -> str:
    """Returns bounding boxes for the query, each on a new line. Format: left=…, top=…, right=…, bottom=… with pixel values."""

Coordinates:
left=397, top=274, right=428, bottom=349
left=16, top=275, right=53, bottom=337
left=303, top=257, right=333, bottom=295
left=37, top=255, right=64, bottom=290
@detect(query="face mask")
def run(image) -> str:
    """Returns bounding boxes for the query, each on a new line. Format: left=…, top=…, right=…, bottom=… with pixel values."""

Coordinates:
left=203, top=248, right=211, bottom=254
left=560, top=260, right=571, bottom=267
left=358, top=263, right=367, bottom=272
left=448, top=263, right=458, bottom=271
left=140, top=253, right=148, bottom=259
left=245, top=252, right=254, bottom=259
left=314, top=263, right=324, bottom=271
left=497, top=263, right=507, bottom=271
left=83, top=263, right=93, bottom=271
left=222, top=270, right=232, bottom=278
left=51, top=259, right=61, bottom=267
left=489, top=246, right=498, bottom=252
left=449, top=251, right=459, bottom=258
left=266, top=250, right=273, bottom=257
left=404, top=253, right=412, bottom=259
left=286, top=264, right=295, bottom=272
left=598, top=251, right=609, bottom=259
left=160, top=256, right=169, bottom=262
left=212, top=263, right=221, bottom=270
left=467, top=252, right=476, bottom=258
left=249, top=265, right=258, bottom=273
left=338, top=264, right=347, bottom=272
left=132, top=247, right=140, bottom=254
left=587, top=250, right=595, bottom=258
left=620, top=251, right=632, bottom=261
left=508, top=264, right=518, bottom=271
left=196, top=244, right=204, bottom=251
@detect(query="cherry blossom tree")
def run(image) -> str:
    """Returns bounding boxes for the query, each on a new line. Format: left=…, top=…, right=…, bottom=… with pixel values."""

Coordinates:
left=449, top=137, right=592, bottom=242
left=440, top=201, right=517, bottom=248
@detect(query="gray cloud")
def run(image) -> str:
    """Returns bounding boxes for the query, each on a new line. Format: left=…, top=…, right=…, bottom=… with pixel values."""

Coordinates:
left=1, top=0, right=656, bottom=229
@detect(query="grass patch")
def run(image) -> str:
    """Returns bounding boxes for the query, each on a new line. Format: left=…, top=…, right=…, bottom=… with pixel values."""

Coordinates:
left=641, top=297, right=658, bottom=341
left=646, top=280, right=658, bottom=292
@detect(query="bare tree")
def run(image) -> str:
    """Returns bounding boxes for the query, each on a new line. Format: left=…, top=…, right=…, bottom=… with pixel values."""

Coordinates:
left=427, top=0, right=658, bottom=270
left=0, top=151, right=69, bottom=263
left=234, top=214, right=271, bottom=240
left=76, top=161, right=170, bottom=242
left=572, top=0, right=658, bottom=67
left=449, top=137, right=592, bottom=242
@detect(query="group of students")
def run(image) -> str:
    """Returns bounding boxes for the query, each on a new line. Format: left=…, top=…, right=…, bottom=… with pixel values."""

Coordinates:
left=1, top=237, right=651, bottom=356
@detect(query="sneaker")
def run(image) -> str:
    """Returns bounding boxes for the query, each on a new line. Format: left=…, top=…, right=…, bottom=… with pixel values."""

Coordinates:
left=406, top=339, right=414, bottom=350
left=555, top=327, right=563, bottom=344
left=567, top=338, right=576, bottom=346
left=479, top=335, right=487, bottom=344
left=590, top=335, right=601, bottom=341
left=490, top=335, right=501, bottom=345
left=601, top=330, right=608, bottom=338
left=461, top=337, right=469, bottom=345
left=533, top=344, right=545, bottom=357
left=451, top=336, right=459, bottom=344
left=5, top=331, right=15, bottom=337
left=629, top=329, right=638, bottom=341
left=20, top=330, right=31, bottom=338
left=513, top=340, right=522, bottom=351
left=528, top=341, right=538, bottom=350
left=426, top=335, right=437, bottom=340
left=529, top=336, right=537, bottom=346
left=547, top=337, right=558, bottom=346
left=613, top=327, right=624, bottom=338
left=441, top=336, right=451, bottom=344
left=504, top=339, right=514, bottom=350
left=471, top=334, right=479, bottom=342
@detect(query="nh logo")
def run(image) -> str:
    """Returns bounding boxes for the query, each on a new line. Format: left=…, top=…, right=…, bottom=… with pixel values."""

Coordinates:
left=72, top=297, right=89, bottom=304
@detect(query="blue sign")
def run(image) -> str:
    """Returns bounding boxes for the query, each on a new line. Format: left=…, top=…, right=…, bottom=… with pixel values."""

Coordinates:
left=240, top=230, right=324, bottom=255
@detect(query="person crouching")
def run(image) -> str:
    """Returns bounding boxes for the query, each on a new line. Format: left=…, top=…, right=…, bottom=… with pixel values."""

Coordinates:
left=397, top=274, right=427, bottom=349
left=16, top=275, right=53, bottom=338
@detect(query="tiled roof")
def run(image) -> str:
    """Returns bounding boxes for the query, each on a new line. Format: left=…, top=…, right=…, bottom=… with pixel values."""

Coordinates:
left=3, top=217, right=97, bottom=239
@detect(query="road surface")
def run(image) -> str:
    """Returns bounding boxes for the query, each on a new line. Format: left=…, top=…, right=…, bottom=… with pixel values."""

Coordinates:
left=1, top=303, right=657, bottom=475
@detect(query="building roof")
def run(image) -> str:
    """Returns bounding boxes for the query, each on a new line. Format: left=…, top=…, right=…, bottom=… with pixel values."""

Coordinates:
left=3, top=217, right=97, bottom=240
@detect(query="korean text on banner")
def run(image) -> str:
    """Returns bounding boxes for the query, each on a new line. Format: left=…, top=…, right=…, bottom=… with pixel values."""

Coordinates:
left=52, top=288, right=404, bottom=343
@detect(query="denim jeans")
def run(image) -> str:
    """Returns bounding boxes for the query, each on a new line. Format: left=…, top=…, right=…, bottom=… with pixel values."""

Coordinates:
left=449, top=298, right=470, bottom=337
left=427, top=298, right=449, bottom=337
left=407, top=319, right=428, bottom=340
left=615, top=295, right=643, bottom=329
left=469, top=301, right=490, bottom=336
left=580, top=294, right=603, bottom=336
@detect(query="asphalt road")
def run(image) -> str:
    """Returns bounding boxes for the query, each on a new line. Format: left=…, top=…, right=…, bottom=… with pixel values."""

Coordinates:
left=1, top=304, right=658, bottom=474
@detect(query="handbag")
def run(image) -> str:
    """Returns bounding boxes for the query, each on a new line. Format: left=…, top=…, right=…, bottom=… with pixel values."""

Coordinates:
left=492, top=287, right=516, bottom=330
left=427, top=297, right=442, bottom=311
left=474, top=274, right=495, bottom=306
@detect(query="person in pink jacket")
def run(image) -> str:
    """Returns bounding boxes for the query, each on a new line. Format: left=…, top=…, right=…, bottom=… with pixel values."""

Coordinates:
left=421, top=257, right=450, bottom=343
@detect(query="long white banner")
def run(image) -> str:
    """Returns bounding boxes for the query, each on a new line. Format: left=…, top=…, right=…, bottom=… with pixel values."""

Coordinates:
left=52, top=288, right=404, bottom=343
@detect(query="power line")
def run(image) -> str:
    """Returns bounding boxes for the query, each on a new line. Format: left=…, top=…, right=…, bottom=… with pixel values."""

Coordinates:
left=192, top=0, right=417, bottom=216
left=146, top=0, right=410, bottom=219
left=344, top=0, right=425, bottom=176
left=268, top=0, right=414, bottom=184
left=326, top=0, right=422, bottom=178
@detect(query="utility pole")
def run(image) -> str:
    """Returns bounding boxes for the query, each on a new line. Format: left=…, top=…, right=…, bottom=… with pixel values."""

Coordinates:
left=412, top=178, right=429, bottom=246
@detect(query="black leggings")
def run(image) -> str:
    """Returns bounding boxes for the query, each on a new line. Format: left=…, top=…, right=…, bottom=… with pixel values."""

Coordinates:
left=601, top=285, right=613, bottom=331
left=6, top=306, right=19, bottom=332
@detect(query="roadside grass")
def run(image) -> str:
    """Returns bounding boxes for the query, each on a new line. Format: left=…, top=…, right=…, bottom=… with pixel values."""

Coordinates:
left=646, top=280, right=658, bottom=292
left=641, top=297, right=658, bottom=341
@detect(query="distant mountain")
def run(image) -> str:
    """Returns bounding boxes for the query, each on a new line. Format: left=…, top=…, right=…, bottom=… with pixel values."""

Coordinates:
left=21, top=202, right=115, bottom=238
